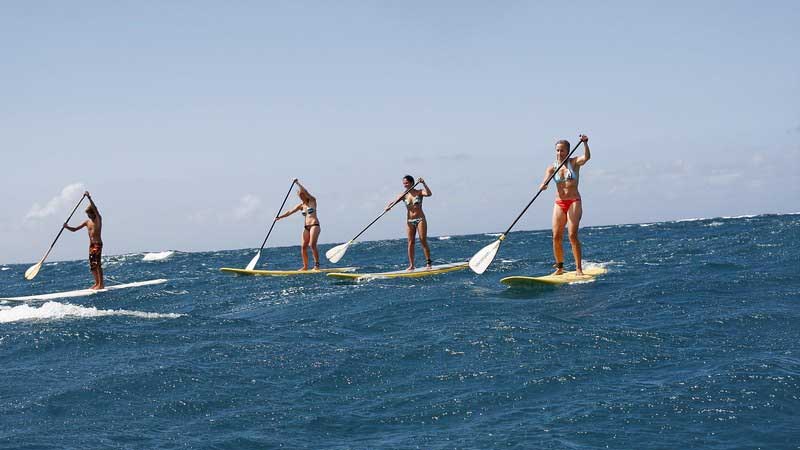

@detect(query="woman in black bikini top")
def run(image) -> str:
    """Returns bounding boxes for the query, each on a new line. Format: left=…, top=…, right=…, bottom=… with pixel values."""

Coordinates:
left=276, top=179, right=321, bottom=271
left=386, top=175, right=433, bottom=271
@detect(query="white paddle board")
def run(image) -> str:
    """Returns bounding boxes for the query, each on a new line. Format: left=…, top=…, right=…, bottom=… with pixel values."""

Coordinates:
left=1, top=279, right=168, bottom=302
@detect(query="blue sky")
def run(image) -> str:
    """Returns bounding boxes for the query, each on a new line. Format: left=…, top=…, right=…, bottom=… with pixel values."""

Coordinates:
left=2, top=1, right=798, bottom=264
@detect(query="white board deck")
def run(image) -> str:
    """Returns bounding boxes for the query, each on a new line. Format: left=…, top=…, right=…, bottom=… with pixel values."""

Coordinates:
left=1, top=279, right=168, bottom=302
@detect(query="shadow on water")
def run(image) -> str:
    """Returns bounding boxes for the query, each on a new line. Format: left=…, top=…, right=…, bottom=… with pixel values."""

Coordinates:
left=497, top=283, right=558, bottom=300
left=327, top=279, right=361, bottom=286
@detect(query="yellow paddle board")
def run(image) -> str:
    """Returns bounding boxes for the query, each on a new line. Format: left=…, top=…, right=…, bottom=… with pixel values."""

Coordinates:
left=327, top=262, right=469, bottom=280
left=500, top=266, right=607, bottom=286
left=220, top=267, right=356, bottom=277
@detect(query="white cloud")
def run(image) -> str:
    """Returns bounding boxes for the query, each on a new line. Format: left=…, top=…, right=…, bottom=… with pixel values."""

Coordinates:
left=232, top=194, right=261, bottom=221
left=705, top=170, right=743, bottom=186
left=24, top=183, right=86, bottom=221
left=187, top=210, right=212, bottom=225
left=186, top=194, right=263, bottom=225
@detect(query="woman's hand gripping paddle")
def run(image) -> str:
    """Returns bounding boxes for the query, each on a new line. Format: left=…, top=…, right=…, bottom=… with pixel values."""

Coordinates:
left=245, top=180, right=297, bottom=270
left=326, top=180, right=421, bottom=263
left=469, top=138, right=584, bottom=274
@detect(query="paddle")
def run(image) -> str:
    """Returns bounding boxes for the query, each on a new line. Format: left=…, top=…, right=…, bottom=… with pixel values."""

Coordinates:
left=326, top=180, right=421, bottom=263
left=24, top=193, right=87, bottom=280
left=244, top=179, right=297, bottom=270
left=469, top=138, right=584, bottom=274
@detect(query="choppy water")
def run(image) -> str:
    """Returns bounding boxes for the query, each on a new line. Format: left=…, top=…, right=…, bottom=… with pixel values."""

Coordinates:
left=1, top=214, right=798, bottom=449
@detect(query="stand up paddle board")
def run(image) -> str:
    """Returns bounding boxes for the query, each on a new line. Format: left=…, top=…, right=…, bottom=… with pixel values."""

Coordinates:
left=1, top=279, right=168, bottom=302
left=327, top=262, right=469, bottom=280
left=501, top=266, right=607, bottom=287
left=220, top=267, right=357, bottom=276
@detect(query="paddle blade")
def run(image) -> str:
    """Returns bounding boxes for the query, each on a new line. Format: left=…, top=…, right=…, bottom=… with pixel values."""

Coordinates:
left=325, top=241, right=351, bottom=263
left=24, top=261, right=43, bottom=280
left=469, top=239, right=503, bottom=274
left=244, top=251, right=261, bottom=271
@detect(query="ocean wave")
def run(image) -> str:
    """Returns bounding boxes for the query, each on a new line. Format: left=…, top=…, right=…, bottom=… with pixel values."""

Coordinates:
left=720, top=214, right=758, bottom=220
left=1, top=267, right=9, bottom=271
left=143, top=251, right=175, bottom=261
left=484, top=233, right=502, bottom=237
left=102, top=255, right=129, bottom=268
left=583, top=261, right=608, bottom=269
left=0, top=301, right=182, bottom=324
left=437, top=236, right=451, bottom=240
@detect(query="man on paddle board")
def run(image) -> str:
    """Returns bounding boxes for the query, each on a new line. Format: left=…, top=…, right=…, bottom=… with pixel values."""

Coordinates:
left=387, top=176, right=432, bottom=270
left=539, top=134, right=591, bottom=276
left=276, top=179, right=321, bottom=270
left=63, top=191, right=104, bottom=289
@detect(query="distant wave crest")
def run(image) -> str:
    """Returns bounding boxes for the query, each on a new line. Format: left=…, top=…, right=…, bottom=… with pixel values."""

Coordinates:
left=143, top=251, right=175, bottom=261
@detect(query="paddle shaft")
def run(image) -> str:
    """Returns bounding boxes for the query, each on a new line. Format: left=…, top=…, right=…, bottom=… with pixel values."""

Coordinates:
left=501, top=140, right=584, bottom=236
left=256, top=180, right=297, bottom=251
left=348, top=181, right=421, bottom=242
left=41, top=194, right=87, bottom=261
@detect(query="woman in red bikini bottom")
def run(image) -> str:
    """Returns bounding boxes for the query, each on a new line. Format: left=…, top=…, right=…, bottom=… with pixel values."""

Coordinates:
left=539, top=134, right=591, bottom=275
left=276, top=179, right=321, bottom=270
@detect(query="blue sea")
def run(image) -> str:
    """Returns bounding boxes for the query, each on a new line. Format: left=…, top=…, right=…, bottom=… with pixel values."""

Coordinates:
left=2, top=214, right=799, bottom=449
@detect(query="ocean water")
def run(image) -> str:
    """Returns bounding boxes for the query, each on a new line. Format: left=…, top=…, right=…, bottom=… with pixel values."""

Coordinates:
left=1, top=214, right=798, bottom=449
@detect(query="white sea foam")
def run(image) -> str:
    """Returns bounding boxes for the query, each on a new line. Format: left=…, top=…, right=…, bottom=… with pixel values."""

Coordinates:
left=484, top=233, right=503, bottom=237
left=628, top=213, right=768, bottom=229
left=143, top=251, right=175, bottom=261
left=720, top=214, right=757, bottom=220
left=1, top=267, right=9, bottom=271
left=0, top=301, right=182, bottom=323
left=438, top=236, right=451, bottom=240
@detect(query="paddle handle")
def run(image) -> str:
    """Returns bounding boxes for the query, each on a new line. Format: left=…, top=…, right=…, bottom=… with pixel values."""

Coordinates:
left=501, top=138, right=584, bottom=236
left=40, top=193, right=87, bottom=261
left=256, top=180, right=297, bottom=251
left=348, top=180, right=421, bottom=242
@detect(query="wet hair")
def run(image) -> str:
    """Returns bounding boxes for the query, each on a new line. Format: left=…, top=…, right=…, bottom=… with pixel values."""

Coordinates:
left=85, top=206, right=96, bottom=216
left=403, top=175, right=414, bottom=184
left=555, top=139, right=571, bottom=150
left=298, top=190, right=310, bottom=203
